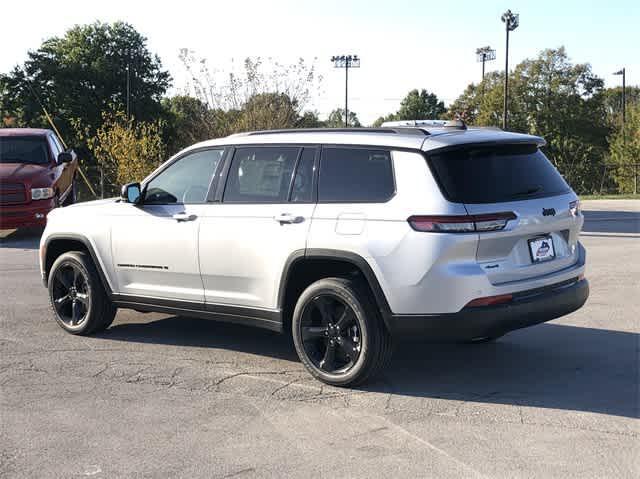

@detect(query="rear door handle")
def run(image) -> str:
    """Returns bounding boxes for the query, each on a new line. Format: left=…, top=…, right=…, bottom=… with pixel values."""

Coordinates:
left=172, top=212, right=197, bottom=222
left=274, top=213, right=304, bottom=224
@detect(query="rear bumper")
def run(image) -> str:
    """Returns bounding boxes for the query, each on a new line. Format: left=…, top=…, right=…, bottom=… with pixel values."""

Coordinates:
left=0, top=200, right=55, bottom=229
left=386, top=278, right=589, bottom=340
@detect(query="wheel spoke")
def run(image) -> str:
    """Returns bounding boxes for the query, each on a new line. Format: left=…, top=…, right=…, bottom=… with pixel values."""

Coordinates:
left=335, top=308, right=354, bottom=331
left=301, top=326, right=327, bottom=341
left=55, top=270, right=72, bottom=289
left=337, top=337, right=359, bottom=360
left=72, top=266, right=80, bottom=288
left=75, top=292, right=89, bottom=306
left=313, top=296, right=333, bottom=322
left=319, top=342, right=336, bottom=371
left=71, top=301, right=81, bottom=325
left=54, top=294, right=71, bottom=306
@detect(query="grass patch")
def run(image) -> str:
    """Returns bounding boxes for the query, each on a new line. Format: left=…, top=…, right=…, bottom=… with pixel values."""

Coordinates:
left=580, top=194, right=640, bottom=200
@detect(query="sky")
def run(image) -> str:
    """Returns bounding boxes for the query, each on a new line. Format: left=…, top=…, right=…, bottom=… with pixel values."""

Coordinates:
left=2, top=0, right=639, bottom=125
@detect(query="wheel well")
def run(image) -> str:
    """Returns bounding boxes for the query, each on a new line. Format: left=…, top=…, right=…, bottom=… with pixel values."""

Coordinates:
left=281, top=258, right=379, bottom=330
left=44, top=239, right=89, bottom=281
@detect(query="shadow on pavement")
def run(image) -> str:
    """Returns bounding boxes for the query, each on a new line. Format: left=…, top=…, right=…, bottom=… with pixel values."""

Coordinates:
left=582, top=209, right=640, bottom=235
left=0, top=228, right=42, bottom=250
left=102, top=316, right=638, bottom=419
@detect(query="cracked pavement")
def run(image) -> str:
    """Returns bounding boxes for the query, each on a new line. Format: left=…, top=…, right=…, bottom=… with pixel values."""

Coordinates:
left=1, top=200, right=638, bottom=478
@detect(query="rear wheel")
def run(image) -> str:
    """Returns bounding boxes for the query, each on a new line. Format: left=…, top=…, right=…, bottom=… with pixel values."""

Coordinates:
left=292, top=277, right=392, bottom=387
left=48, top=251, right=116, bottom=335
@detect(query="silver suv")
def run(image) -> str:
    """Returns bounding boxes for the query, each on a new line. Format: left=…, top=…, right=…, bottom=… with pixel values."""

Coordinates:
left=39, top=121, right=589, bottom=386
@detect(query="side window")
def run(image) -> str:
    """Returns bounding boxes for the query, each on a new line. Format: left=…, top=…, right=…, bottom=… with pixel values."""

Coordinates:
left=51, top=135, right=65, bottom=155
left=318, top=148, right=394, bottom=202
left=290, top=148, right=316, bottom=203
left=144, top=149, right=224, bottom=204
left=47, top=135, right=62, bottom=160
left=223, top=147, right=299, bottom=203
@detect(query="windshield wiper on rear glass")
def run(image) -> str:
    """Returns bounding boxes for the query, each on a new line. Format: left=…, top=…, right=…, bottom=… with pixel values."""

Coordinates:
left=508, top=186, right=542, bottom=198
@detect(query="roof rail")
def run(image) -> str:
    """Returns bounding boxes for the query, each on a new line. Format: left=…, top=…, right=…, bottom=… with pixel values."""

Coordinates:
left=380, top=119, right=467, bottom=130
left=242, top=127, right=429, bottom=136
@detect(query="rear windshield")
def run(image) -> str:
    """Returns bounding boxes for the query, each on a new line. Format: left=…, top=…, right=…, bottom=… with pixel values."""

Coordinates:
left=0, top=137, right=50, bottom=164
left=428, top=144, right=570, bottom=204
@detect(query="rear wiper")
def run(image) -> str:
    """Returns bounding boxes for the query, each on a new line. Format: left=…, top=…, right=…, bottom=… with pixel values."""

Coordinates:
left=508, top=186, right=542, bottom=198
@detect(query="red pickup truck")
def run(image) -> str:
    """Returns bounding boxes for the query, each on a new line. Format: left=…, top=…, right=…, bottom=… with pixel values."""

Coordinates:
left=0, top=128, right=78, bottom=229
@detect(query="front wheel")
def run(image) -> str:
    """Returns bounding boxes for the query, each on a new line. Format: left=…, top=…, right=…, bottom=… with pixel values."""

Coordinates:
left=48, top=251, right=116, bottom=335
left=292, top=277, right=393, bottom=387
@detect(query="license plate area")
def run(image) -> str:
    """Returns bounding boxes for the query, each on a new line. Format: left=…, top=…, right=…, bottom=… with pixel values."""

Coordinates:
left=528, top=235, right=556, bottom=263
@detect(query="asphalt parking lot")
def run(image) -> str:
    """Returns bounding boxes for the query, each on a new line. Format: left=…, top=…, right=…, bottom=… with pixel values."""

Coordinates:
left=1, top=200, right=638, bottom=478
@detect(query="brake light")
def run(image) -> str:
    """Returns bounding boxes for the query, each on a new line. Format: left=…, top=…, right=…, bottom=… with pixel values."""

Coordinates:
left=465, top=293, right=513, bottom=307
left=408, top=212, right=516, bottom=233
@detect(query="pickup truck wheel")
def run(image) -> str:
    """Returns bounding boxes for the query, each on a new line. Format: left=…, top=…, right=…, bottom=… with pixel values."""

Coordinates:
left=48, top=251, right=116, bottom=335
left=292, top=277, right=392, bottom=387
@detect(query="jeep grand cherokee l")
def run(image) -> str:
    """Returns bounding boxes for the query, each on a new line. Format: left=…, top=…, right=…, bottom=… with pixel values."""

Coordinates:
left=39, top=122, right=589, bottom=386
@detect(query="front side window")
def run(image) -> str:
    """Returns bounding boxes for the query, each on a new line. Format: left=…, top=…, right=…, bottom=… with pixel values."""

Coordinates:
left=318, top=148, right=395, bottom=202
left=0, top=137, right=50, bottom=165
left=144, top=149, right=224, bottom=204
left=223, top=147, right=299, bottom=203
left=290, top=148, right=316, bottom=203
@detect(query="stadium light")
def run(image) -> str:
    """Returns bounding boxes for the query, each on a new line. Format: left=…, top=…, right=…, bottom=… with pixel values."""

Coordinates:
left=331, top=55, right=360, bottom=127
left=501, top=10, right=519, bottom=129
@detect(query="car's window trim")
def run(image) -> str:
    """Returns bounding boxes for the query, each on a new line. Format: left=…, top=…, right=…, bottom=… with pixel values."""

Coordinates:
left=140, top=146, right=226, bottom=206
left=317, top=146, right=397, bottom=204
left=220, top=145, right=303, bottom=205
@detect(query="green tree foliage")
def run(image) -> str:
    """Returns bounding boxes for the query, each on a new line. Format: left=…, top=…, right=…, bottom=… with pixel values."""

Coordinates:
left=74, top=110, right=165, bottom=196
left=0, top=22, right=170, bottom=142
left=324, top=108, right=362, bottom=128
left=447, top=47, right=611, bottom=193
left=373, top=89, right=445, bottom=126
left=607, top=103, right=640, bottom=193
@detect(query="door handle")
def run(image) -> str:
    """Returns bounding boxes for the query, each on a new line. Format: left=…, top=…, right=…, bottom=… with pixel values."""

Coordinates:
left=274, top=213, right=304, bottom=224
left=172, top=212, right=197, bottom=222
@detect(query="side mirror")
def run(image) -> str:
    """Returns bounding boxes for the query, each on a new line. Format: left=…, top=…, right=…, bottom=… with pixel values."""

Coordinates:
left=121, top=182, right=142, bottom=204
left=57, top=151, right=73, bottom=163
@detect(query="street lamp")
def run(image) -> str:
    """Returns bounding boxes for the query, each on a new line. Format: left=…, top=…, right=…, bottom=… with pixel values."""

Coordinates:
left=501, top=10, right=519, bottom=130
left=475, top=46, right=496, bottom=96
left=613, top=68, right=626, bottom=126
left=331, top=55, right=360, bottom=127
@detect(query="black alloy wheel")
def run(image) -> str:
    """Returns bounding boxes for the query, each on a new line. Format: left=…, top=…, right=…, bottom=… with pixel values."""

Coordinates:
left=51, top=261, right=91, bottom=328
left=300, top=294, right=362, bottom=374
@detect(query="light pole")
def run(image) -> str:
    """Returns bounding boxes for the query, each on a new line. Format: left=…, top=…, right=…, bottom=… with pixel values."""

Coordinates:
left=331, top=55, right=360, bottom=127
left=476, top=46, right=496, bottom=96
left=501, top=10, right=519, bottom=130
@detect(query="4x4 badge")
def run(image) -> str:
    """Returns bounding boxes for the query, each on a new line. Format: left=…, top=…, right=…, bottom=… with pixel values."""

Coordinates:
left=542, top=208, right=556, bottom=216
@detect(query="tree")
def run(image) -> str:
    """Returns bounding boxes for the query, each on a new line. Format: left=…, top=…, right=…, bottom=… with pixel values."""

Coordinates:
left=0, top=22, right=171, bottom=144
left=233, top=93, right=300, bottom=132
left=324, top=108, right=361, bottom=128
left=372, top=89, right=445, bottom=126
left=607, top=103, right=640, bottom=193
left=447, top=47, right=611, bottom=193
left=74, top=110, right=165, bottom=196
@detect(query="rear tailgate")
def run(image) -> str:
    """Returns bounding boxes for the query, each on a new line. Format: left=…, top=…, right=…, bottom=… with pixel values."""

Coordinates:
left=428, top=143, right=582, bottom=285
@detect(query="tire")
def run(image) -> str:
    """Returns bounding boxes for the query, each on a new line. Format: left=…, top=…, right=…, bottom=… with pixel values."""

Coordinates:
left=63, top=179, right=76, bottom=206
left=292, top=277, right=393, bottom=387
left=48, top=251, right=116, bottom=335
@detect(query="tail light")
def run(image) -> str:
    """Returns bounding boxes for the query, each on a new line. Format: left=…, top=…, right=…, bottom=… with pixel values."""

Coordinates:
left=408, top=212, right=516, bottom=233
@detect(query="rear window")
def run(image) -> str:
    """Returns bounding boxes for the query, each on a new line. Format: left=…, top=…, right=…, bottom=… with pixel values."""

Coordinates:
left=428, top=144, right=570, bottom=204
left=319, top=148, right=394, bottom=202
left=0, top=137, right=50, bottom=164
